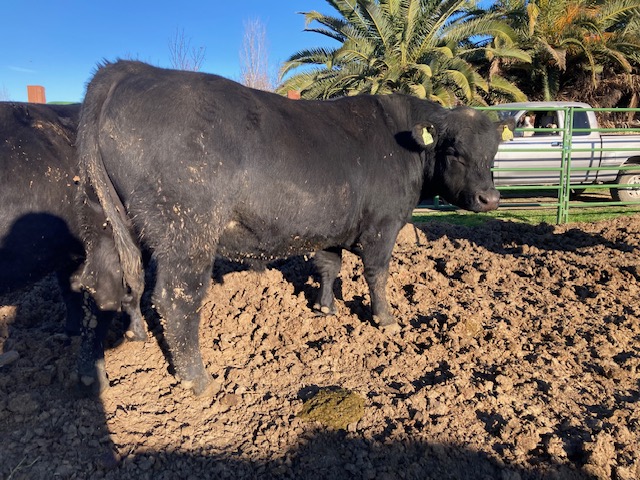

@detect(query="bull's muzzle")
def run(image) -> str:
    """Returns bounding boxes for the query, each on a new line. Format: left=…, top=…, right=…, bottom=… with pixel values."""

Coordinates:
left=475, top=188, right=500, bottom=212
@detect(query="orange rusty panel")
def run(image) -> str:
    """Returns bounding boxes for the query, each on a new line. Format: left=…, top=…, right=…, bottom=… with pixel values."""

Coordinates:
left=287, top=90, right=301, bottom=100
left=27, top=85, right=46, bottom=104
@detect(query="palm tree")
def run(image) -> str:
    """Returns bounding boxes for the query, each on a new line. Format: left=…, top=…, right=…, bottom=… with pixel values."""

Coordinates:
left=277, top=0, right=530, bottom=106
left=580, top=0, right=640, bottom=108
left=489, top=0, right=640, bottom=102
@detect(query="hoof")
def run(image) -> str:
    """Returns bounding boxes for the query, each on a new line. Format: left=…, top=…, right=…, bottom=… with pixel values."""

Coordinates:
left=181, top=375, right=218, bottom=397
left=373, top=314, right=399, bottom=331
left=124, top=329, right=147, bottom=342
left=75, top=359, right=109, bottom=396
left=312, top=303, right=336, bottom=316
left=380, top=322, right=401, bottom=334
left=73, top=374, right=109, bottom=397
left=125, top=316, right=147, bottom=342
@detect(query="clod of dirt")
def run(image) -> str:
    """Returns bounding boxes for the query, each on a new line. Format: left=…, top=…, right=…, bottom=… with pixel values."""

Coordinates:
left=297, top=387, right=365, bottom=430
left=582, top=432, right=616, bottom=479
left=0, top=350, right=19, bottom=367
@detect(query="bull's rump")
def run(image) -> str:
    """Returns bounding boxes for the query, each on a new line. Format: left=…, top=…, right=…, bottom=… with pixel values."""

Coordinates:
left=91, top=63, right=422, bottom=258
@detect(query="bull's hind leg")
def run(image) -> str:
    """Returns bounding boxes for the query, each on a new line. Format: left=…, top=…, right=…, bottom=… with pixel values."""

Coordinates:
left=153, top=254, right=214, bottom=396
left=72, top=246, right=126, bottom=393
left=77, top=184, right=147, bottom=342
left=73, top=185, right=145, bottom=392
left=76, top=292, right=115, bottom=394
left=313, top=247, right=342, bottom=315
left=122, top=286, right=146, bottom=341
left=56, top=270, right=83, bottom=336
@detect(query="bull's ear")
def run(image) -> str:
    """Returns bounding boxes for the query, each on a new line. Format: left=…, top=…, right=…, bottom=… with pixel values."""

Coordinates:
left=411, top=122, right=437, bottom=149
left=496, top=118, right=516, bottom=141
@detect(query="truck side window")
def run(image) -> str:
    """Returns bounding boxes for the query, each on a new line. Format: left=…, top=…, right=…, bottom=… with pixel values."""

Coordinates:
left=534, top=112, right=559, bottom=136
left=572, top=111, right=590, bottom=136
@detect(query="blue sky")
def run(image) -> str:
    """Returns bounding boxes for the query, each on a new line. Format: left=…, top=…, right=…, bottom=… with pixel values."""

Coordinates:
left=0, top=1, right=336, bottom=103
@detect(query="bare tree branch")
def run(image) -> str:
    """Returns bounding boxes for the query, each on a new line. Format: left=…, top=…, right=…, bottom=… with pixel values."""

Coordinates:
left=168, top=28, right=206, bottom=72
left=240, top=18, right=274, bottom=91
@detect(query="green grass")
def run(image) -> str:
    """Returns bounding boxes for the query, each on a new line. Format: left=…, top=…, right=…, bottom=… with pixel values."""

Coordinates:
left=413, top=187, right=640, bottom=225
left=412, top=205, right=640, bottom=226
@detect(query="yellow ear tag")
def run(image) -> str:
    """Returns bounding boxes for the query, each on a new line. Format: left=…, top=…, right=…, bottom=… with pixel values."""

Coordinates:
left=502, top=125, right=514, bottom=141
left=421, top=127, right=434, bottom=146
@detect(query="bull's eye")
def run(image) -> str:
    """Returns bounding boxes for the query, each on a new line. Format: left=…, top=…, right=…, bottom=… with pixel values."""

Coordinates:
left=448, top=150, right=466, bottom=166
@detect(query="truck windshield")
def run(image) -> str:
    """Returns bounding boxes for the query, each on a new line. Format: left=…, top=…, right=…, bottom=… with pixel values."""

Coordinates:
left=497, top=110, right=520, bottom=122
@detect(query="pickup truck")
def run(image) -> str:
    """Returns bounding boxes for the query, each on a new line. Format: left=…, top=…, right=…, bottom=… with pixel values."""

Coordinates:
left=492, top=101, right=640, bottom=201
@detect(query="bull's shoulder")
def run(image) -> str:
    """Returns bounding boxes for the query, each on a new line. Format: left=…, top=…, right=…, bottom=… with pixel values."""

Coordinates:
left=0, top=102, right=78, bottom=152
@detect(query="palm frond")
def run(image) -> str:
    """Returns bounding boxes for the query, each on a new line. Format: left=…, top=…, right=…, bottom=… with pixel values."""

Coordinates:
left=487, top=74, right=528, bottom=101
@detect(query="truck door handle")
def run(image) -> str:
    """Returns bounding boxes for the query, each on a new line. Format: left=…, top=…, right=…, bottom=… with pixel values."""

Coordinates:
left=551, top=142, right=563, bottom=147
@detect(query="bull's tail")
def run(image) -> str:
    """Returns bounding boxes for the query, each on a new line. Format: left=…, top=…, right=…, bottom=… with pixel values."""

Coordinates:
left=76, top=61, right=144, bottom=306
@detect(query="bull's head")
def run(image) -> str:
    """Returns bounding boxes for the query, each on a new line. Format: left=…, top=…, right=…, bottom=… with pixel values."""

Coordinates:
left=414, top=106, right=507, bottom=213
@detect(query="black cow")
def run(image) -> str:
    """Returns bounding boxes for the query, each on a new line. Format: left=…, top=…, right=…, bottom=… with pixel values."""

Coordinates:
left=76, top=60, right=507, bottom=396
left=0, top=102, right=145, bottom=388
left=1, top=102, right=87, bottom=331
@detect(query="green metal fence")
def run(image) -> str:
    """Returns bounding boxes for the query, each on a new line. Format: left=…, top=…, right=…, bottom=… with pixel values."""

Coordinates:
left=428, top=105, right=640, bottom=224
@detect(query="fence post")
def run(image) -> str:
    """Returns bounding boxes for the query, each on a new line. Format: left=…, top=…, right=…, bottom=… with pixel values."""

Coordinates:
left=27, top=85, right=46, bottom=104
left=556, top=107, right=573, bottom=224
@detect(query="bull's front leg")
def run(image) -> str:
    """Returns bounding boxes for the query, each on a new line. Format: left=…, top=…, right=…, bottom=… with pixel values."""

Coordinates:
left=359, top=224, right=403, bottom=330
left=364, top=264, right=395, bottom=327
left=313, top=247, right=342, bottom=315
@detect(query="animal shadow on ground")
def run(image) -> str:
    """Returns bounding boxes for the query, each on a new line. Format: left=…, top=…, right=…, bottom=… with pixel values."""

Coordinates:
left=227, top=255, right=382, bottom=328
left=213, top=255, right=357, bottom=323
left=0, top=213, right=83, bottom=294
left=0, top=297, right=595, bottom=479
left=414, top=217, right=637, bottom=254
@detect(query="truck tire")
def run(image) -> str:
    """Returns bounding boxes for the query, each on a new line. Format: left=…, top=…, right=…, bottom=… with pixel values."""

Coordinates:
left=569, top=188, right=585, bottom=200
left=611, top=169, right=640, bottom=202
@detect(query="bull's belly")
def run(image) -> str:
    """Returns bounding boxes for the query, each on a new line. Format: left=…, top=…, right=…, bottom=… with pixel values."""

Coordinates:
left=217, top=220, right=342, bottom=262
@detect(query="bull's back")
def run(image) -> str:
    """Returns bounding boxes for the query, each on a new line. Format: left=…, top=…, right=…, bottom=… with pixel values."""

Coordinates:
left=1, top=102, right=79, bottom=220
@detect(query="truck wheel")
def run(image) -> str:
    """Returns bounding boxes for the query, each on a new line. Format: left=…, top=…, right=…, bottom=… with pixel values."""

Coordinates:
left=612, top=170, right=640, bottom=202
left=569, top=188, right=585, bottom=200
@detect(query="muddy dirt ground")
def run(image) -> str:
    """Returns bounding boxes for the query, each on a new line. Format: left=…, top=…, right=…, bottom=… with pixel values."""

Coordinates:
left=1, top=215, right=639, bottom=480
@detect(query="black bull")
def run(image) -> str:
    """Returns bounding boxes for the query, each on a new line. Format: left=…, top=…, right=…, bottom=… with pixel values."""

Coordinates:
left=0, top=102, right=84, bottom=334
left=77, top=60, right=507, bottom=396
left=0, top=102, right=144, bottom=369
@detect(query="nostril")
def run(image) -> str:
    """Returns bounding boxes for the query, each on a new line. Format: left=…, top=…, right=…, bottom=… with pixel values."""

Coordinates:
left=477, top=189, right=500, bottom=210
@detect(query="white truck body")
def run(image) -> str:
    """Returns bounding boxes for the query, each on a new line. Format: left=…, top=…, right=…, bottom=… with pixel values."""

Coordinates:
left=492, top=101, right=640, bottom=200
